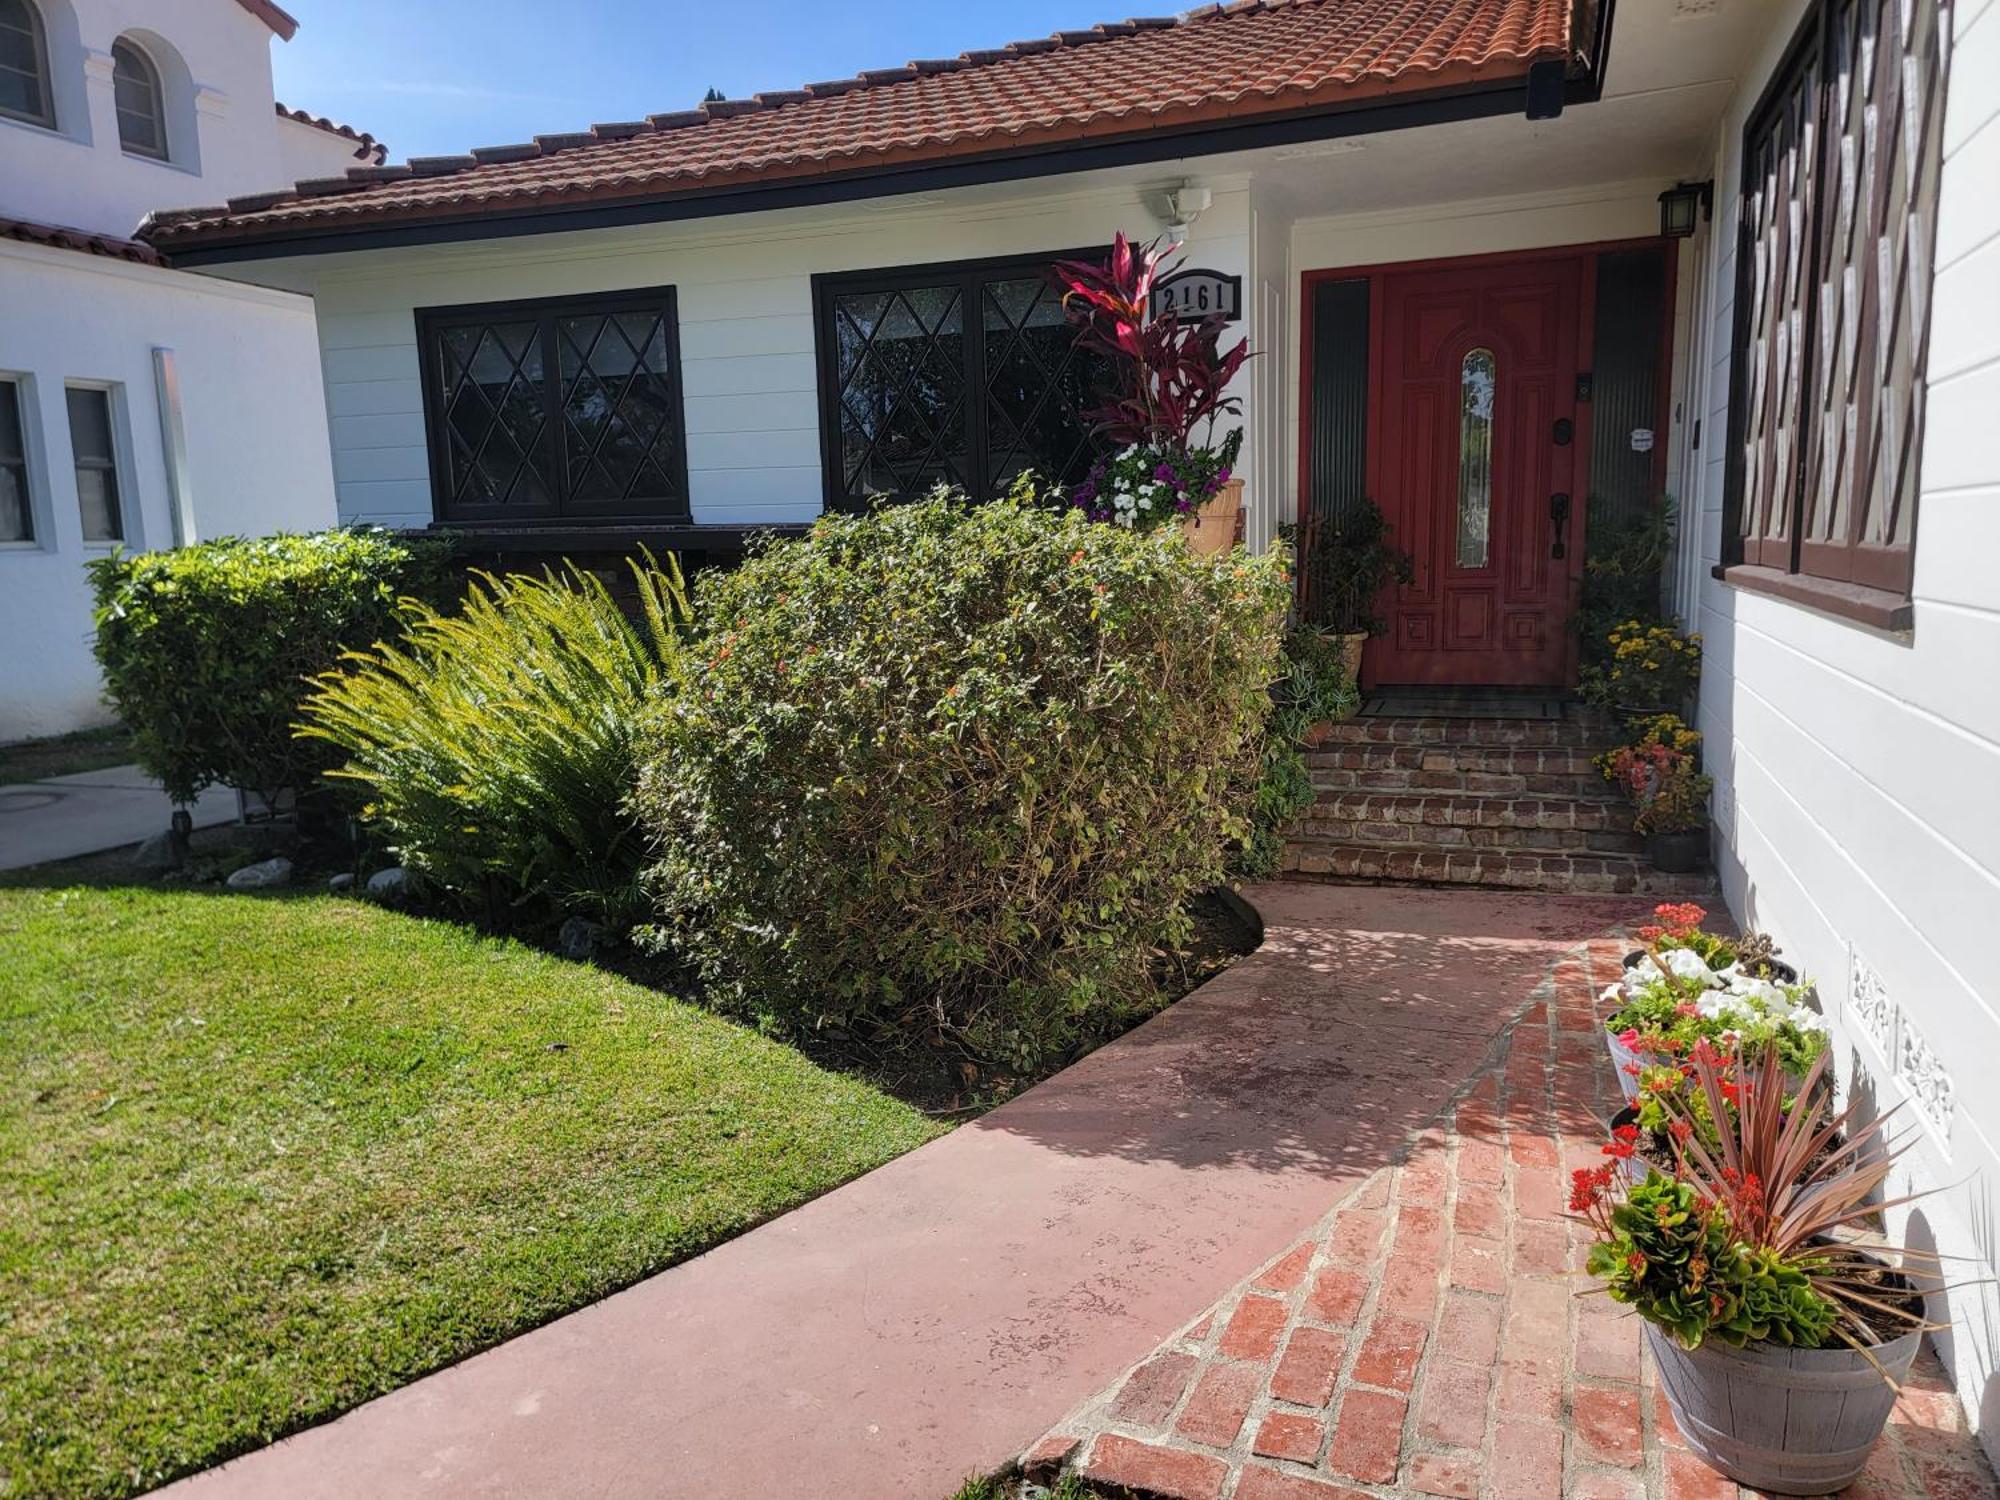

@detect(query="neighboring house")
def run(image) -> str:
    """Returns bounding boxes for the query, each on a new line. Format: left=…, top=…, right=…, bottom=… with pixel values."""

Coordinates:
left=136, top=0, right=1997, bottom=1461
left=0, top=0, right=359, bottom=738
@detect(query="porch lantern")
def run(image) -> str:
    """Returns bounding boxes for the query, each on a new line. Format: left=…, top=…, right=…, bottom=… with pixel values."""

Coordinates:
left=1658, top=180, right=1713, bottom=239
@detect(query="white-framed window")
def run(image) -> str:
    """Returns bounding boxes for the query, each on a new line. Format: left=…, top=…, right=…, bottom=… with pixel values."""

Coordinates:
left=0, top=0, right=54, bottom=128
left=110, top=36, right=165, bottom=160
left=0, top=376, right=37, bottom=543
left=64, top=384, right=125, bottom=543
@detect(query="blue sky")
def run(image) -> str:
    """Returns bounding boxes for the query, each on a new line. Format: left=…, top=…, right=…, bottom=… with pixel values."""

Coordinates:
left=270, top=0, right=1128, bottom=162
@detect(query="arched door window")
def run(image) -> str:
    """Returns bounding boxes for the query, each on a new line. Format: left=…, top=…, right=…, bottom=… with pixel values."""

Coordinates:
left=1456, top=347, right=1496, bottom=568
left=0, top=0, right=54, bottom=128
left=112, top=38, right=167, bottom=159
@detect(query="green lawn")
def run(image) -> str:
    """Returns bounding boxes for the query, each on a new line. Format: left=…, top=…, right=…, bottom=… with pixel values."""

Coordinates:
left=0, top=875, right=944, bottom=1498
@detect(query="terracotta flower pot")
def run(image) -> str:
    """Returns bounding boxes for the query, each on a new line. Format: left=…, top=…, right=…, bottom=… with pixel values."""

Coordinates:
left=1333, top=631, right=1367, bottom=684
left=1646, top=1316, right=1921, bottom=1494
left=1182, top=478, right=1243, bottom=557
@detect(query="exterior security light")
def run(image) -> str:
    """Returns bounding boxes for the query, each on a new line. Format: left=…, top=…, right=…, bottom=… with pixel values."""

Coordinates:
left=1659, top=180, right=1713, bottom=239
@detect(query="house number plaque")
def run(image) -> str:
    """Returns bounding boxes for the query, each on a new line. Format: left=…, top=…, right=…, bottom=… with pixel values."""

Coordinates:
left=1150, top=268, right=1242, bottom=323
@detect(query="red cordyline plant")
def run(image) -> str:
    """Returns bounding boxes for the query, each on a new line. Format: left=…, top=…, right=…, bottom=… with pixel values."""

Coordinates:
left=1051, top=232, right=1250, bottom=453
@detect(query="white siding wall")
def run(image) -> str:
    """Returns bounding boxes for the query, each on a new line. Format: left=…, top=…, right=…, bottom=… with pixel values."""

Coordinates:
left=1677, top=0, right=2000, bottom=1458
left=0, top=241, right=337, bottom=738
left=281, top=176, right=1254, bottom=534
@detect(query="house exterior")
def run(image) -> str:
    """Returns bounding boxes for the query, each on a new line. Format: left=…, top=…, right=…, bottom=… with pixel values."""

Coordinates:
left=0, top=0, right=360, bottom=739
left=136, top=0, right=1996, bottom=1460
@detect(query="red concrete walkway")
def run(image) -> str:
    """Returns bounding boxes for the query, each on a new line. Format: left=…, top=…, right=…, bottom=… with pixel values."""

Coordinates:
left=165, top=886, right=1650, bottom=1500
left=1030, top=936, right=1999, bottom=1500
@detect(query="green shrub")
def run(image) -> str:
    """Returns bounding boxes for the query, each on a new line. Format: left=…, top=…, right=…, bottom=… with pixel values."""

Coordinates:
left=633, top=490, right=1288, bottom=1071
left=88, top=530, right=451, bottom=809
left=1576, top=495, right=1674, bottom=667
left=1237, top=625, right=1359, bottom=878
left=299, top=558, right=692, bottom=927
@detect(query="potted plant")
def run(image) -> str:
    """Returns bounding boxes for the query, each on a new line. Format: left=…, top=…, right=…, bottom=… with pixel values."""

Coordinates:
left=1572, top=1045, right=1939, bottom=1494
left=1582, top=618, right=1703, bottom=720
left=1284, top=500, right=1416, bottom=681
left=1605, top=738, right=1711, bottom=871
left=1053, top=234, right=1250, bottom=554
left=1600, top=903, right=1826, bottom=1102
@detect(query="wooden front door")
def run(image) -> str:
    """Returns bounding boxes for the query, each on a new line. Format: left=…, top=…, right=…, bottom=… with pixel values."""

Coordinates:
left=1365, top=256, right=1584, bottom=687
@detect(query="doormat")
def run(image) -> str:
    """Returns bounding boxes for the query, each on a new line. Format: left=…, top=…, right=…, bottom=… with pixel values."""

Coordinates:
left=1359, top=690, right=1566, bottom=720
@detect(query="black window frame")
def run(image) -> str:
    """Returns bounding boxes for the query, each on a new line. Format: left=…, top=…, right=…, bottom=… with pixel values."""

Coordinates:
left=64, top=384, right=123, bottom=544
left=1719, top=0, right=1946, bottom=625
left=0, top=0, right=54, bottom=130
left=110, top=36, right=166, bottom=160
left=414, top=284, right=693, bottom=530
left=0, top=375, right=35, bottom=543
left=811, top=246, right=1109, bottom=513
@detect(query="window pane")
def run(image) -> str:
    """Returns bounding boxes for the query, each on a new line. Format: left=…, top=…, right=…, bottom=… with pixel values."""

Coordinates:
left=557, top=310, right=683, bottom=506
left=435, top=320, right=549, bottom=509
left=1455, top=348, right=1495, bottom=569
left=112, top=41, right=164, bottom=157
left=66, top=388, right=121, bottom=542
left=980, top=275, right=1103, bottom=494
left=833, top=284, right=966, bottom=499
left=0, top=0, right=48, bottom=124
left=0, top=380, right=30, bottom=542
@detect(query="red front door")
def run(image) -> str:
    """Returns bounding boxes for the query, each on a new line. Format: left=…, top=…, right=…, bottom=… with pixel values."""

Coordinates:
left=1365, top=256, right=1583, bottom=688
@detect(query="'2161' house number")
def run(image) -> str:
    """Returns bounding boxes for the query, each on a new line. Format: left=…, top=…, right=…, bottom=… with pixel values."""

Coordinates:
left=1149, top=269, right=1242, bottom=323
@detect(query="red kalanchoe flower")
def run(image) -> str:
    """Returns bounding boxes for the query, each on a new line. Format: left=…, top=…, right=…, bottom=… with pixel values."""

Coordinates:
left=1617, top=1028, right=1642, bottom=1048
left=1667, top=1117, right=1694, bottom=1142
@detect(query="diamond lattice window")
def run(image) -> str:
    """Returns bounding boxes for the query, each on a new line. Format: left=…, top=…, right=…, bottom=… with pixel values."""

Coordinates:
left=818, top=255, right=1108, bottom=509
left=418, top=289, right=689, bottom=525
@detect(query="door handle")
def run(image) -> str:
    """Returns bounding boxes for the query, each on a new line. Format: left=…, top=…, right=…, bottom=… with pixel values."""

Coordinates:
left=1549, top=492, right=1570, bottom=560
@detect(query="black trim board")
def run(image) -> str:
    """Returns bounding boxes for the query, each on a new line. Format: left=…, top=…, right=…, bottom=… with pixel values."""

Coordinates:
left=166, top=64, right=1611, bottom=266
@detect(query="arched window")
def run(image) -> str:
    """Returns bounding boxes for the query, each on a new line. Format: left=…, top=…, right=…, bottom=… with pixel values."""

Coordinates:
left=111, top=36, right=166, bottom=159
left=0, top=0, right=54, bottom=128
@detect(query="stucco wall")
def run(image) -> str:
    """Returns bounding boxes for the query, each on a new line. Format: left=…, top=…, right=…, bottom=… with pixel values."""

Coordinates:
left=0, top=0, right=303, bottom=238
left=1677, top=0, right=2000, bottom=1457
left=269, top=174, right=1258, bottom=537
left=0, top=240, right=337, bottom=739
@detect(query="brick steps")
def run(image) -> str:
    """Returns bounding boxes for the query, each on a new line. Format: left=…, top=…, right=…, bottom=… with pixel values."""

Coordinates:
left=1282, top=708, right=1712, bottom=895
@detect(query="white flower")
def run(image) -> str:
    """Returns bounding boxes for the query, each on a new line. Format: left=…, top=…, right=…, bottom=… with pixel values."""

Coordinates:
left=1623, top=956, right=1665, bottom=996
left=1600, top=983, right=1624, bottom=1008
left=1726, top=974, right=1787, bottom=1010
left=1661, top=948, right=1723, bottom=988
left=1787, top=1005, right=1829, bottom=1035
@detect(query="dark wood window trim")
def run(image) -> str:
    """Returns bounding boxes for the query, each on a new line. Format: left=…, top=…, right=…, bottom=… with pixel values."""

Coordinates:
left=415, top=285, right=691, bottom=530
left=1719, top=0, right=1947, bottom=621
left=811, top=247, right=1107, bottom=513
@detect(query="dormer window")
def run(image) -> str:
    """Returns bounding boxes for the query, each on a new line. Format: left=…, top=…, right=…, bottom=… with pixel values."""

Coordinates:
left=0, top=0, right=54, bottom=128
left=111, top=37, right=166, bottom=159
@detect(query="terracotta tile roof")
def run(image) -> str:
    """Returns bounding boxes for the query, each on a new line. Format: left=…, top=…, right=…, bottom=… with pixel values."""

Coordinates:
left=275, top=102, right=388, bottom=164
left=145, top=0, right=1585, bottom=252
left=235, top=0, right=299, bottom=41
left=1, top=215, right=163, bottom=266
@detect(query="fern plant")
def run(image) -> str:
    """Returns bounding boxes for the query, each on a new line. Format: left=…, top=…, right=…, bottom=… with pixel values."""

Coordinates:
left=300, top=555, right=692, bottom=928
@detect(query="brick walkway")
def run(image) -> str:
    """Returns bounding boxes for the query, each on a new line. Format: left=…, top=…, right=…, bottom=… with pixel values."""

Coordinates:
left=1026, top=937, right=1998, bottom=1500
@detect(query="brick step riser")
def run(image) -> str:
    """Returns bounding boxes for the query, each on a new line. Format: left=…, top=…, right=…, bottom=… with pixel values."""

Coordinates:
left=1278, top=843, right=1714, bottom=898
left=1309, top=794, right=1634, bottom=834
left=1309, top=716, right=1621, bottom=750
left=1304, top=745, right=1609, bottom=776
left=1307, top=766, right=1618, bottom=799
left=1292, top=823, right=1647, bottom=856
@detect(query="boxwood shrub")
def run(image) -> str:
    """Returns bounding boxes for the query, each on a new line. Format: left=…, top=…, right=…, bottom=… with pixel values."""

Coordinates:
left=633, top=491, right=1289, bottom=1071
left=88, top=530, right=451, bottom=810
left=300, top=558, right=692, bottom=927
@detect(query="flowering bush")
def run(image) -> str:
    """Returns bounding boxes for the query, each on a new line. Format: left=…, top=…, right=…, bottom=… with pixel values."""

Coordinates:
left=1582, top=619, right=1702, bottom=713
left=1053, top=233, right=1249, bottom=536
left=1595, top=712, right=1700, bottom=781
left=1575, top=1046, right=1936, bottom=1353
left=1071, top=434, right=1243, bottom=533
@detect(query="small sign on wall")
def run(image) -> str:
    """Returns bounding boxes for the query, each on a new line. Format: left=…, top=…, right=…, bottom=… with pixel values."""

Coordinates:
left=1150, top=268, right=1242, bottom=323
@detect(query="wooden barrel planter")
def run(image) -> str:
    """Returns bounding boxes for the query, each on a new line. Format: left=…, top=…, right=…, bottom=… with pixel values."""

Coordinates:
left=1646, top=1321, right=1921, bottom=1494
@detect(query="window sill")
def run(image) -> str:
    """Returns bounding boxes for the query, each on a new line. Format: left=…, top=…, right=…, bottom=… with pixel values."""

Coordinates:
left=1711, top=563, right=1913, bottom=632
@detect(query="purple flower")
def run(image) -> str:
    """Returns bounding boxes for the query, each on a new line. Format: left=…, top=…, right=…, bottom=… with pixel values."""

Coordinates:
left=1074, top=480, right=1098, bottom=504
left=1176, top=498, right=1192, bottom=513
left=1092, top=507, right=1110, bottom=523
left=1202, top=477, right=1219, bottom=496
left=1153, top=461, right=1178, bottom=484
left=1216, top=466, right=1232, bottom=485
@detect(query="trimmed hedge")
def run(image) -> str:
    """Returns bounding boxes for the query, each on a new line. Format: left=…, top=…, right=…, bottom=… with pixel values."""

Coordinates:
left=88, top=530, right=451, bottom=809
left=633, top=492, right=1289, bottom=1071
left=299, top=558, right=692, bottom=926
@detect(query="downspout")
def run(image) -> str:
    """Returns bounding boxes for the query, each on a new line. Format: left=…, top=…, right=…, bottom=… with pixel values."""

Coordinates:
left=152, top=347, right=196, bottom=547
